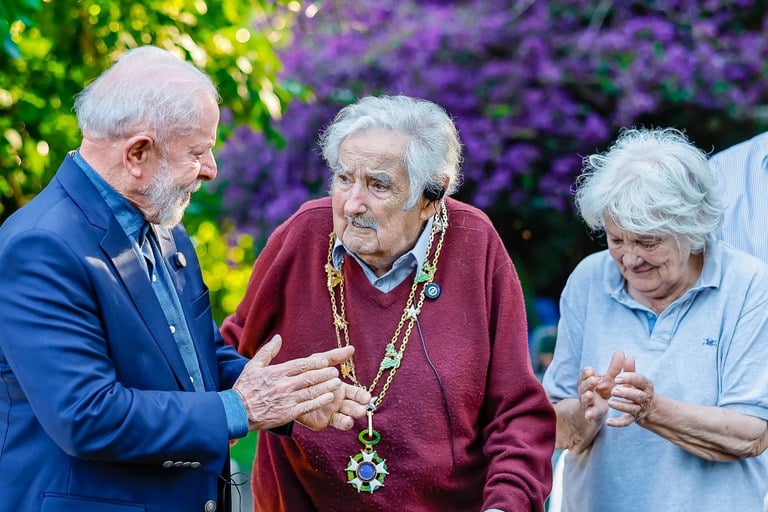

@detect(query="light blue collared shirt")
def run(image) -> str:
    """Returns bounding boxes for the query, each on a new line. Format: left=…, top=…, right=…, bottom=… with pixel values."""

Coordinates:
left=542, top=240, right=768, bottom=511
left=73, top=151, right=248, bottom=439
left=332, top=217, right=434, bottom=291
left=709, top=131, right=768, bottom=263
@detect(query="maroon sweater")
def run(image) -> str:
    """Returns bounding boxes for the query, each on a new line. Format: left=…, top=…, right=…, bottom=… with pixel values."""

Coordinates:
left=222, top=197, right=555, bottom=511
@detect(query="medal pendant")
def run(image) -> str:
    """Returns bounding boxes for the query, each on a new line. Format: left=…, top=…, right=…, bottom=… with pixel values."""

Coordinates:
left=346, top=429, right=388, bottom=493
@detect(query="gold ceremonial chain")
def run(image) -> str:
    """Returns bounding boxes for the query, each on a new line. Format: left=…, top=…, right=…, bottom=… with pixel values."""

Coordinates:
left=324, top=200, right=449, bottom=493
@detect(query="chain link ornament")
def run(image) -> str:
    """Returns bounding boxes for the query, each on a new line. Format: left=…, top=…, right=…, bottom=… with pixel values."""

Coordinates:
left=325, top=201, right=449, bottom=493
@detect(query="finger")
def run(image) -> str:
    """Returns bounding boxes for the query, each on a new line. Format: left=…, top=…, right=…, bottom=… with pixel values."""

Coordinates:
left=284, top=368, right=342, bottom=399
left=287, top=374, right=343, bottom=400
left=612, top=384, right=649, bottom=405
left=582, top=396, right=605, bottom=420
left=329, top=411, right=356, bottom=431
left=250, top=335, right=282, bottom=368
left=278, top=347, right=353, bottom=377
left=292, top=391, right=336, bottom=417
left=335, top=415, right=355, bottom=431
left=578, top=375, right=598, bottom=395
left=238, top=365, right=339, bottom=404
left=345, top=383, right=372, bottom=405
left=584, top=404, right=606, bottom=421
left=310, top=345, right=355, bottom=366
left=614, top=371, right=643, bottom=388
left=624, top=354, right=636, bottom=373
left=338, top=398, right=368, bottom=419
left=605, top=350, right=625, bottom=379
left=607, top=397, right=635, bottom=412
left=606, top=413, right=635, bottom=428
left=580, top=391, right=597, bottom=412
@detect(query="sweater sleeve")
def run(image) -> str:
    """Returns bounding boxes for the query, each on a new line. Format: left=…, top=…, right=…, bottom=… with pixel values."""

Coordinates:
left=480, top=234, right=557, bottom=512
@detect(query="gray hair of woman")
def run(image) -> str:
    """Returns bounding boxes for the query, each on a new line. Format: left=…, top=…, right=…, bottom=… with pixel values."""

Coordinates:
left=319, top=95, right=463, bottom=210
left=574, top=127, right=723, bottom=254
left=74, top=46, right=220, bottom=149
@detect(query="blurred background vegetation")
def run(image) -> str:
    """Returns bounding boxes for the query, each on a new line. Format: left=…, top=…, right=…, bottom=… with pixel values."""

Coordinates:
left=0, top=0, right=302, bottom=324
left=3, top=0, right=768, bottom=472
left=0, top=0, right=304, bottom=469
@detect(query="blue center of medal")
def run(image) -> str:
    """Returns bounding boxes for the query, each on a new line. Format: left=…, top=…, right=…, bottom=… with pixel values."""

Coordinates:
left=358, top=461, right=376, bottom=481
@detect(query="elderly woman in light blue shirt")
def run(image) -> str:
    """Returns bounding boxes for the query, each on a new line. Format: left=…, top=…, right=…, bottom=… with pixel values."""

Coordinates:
left=543, top=127, right=768, bottom=512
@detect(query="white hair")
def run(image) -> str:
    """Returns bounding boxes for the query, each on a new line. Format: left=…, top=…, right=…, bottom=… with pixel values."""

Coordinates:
left=319, top=95, right=463, bottom=209
left=574, top=127, right=723, bottom=253
left=73, top=46, right=219, bottom=145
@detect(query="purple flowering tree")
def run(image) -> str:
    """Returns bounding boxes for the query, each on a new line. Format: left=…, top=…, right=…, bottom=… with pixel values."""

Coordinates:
left=211, top=0, right=768, bottom=306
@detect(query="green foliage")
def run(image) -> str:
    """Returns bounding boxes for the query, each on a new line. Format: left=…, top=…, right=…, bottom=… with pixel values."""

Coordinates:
left=189, top=220, right=257, bottom=324
left=0, top=0, right=295, bottom=224
left=230, top=431, right=258, bottom=476
left=0, top=0, right=305, bottom=322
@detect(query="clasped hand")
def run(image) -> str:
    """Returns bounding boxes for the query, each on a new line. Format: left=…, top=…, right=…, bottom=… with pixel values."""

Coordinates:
left=578, top=350, right=655, bottom=427
left=233, top=335, right=371, bottom=432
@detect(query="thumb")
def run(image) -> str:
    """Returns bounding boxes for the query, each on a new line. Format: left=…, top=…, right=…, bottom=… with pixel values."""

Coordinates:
left=251, top=334, right=282, bottom=368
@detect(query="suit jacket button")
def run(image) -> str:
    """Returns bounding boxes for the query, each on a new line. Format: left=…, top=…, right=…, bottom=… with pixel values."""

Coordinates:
left=204, top=499, right=217, bottom=512
left=162, top=461, right=174, bottom=469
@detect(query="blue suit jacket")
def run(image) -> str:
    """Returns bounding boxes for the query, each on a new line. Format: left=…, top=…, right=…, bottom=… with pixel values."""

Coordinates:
left=0, top=155, right=248, bottom=512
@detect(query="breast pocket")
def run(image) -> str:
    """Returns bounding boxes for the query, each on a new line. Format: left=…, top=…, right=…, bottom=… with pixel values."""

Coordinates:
left=42, top=494, right=146, bottom=512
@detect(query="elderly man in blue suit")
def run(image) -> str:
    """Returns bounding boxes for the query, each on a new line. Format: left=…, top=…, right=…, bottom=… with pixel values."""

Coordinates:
left=0, top=46, right=370, bottom=512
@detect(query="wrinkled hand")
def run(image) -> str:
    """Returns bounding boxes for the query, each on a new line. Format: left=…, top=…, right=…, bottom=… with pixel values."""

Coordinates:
left=298, top=382, right=371, bottom=431
left=579, top=350, right=625, bottom=422
left=233, top=335, right=357, bottom=431
left=606, top=355, right=655, bottom=427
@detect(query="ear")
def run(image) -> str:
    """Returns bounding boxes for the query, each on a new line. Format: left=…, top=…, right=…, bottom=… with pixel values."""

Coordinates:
left=123, top=135, right=156, bottom=178
left=439, top=176, right=450, bottom=194
left=418, top=195, right=436, bottom=221
left=420, top=177, right=450, bottom=220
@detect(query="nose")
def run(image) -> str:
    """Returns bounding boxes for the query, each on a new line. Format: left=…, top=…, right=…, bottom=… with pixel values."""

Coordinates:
left=199, top=150, right=217, bottom=182
left=343, top=181, right=368, bottom=217
left=621, top=247, right=643, bottom=268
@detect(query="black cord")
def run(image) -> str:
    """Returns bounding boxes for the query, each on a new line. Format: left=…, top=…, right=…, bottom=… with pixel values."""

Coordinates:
left=415, top=317, right=461, bottom=488
left=219, top=470, right=248, bottom=512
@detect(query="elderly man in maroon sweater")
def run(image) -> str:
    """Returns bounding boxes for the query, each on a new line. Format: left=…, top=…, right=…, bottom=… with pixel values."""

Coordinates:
left=222, top=95, right=555, bottom=511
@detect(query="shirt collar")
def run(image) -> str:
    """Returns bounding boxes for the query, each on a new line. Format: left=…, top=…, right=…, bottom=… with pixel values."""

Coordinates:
left=332, top=215, right=434, bottom=277
left=695, top=237, right=722, bottom=290
left=72, top=149, right=146, bottom=242
left=747, top=131, right=768, bottom=171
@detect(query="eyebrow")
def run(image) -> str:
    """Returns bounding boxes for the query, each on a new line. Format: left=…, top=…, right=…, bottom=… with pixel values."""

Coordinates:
left=331, top=166, right=397, bottom=188
left=607, top=233, right=662, bottom=243
left=367, top=171, right=394, bottom=187
left=331, top=165, right=347, bottom=176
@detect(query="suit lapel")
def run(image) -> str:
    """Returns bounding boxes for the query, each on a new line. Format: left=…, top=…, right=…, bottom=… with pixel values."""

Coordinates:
left=103, top=226, right=194, bottom=391
left=56, top=156, right=195, bottom=391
